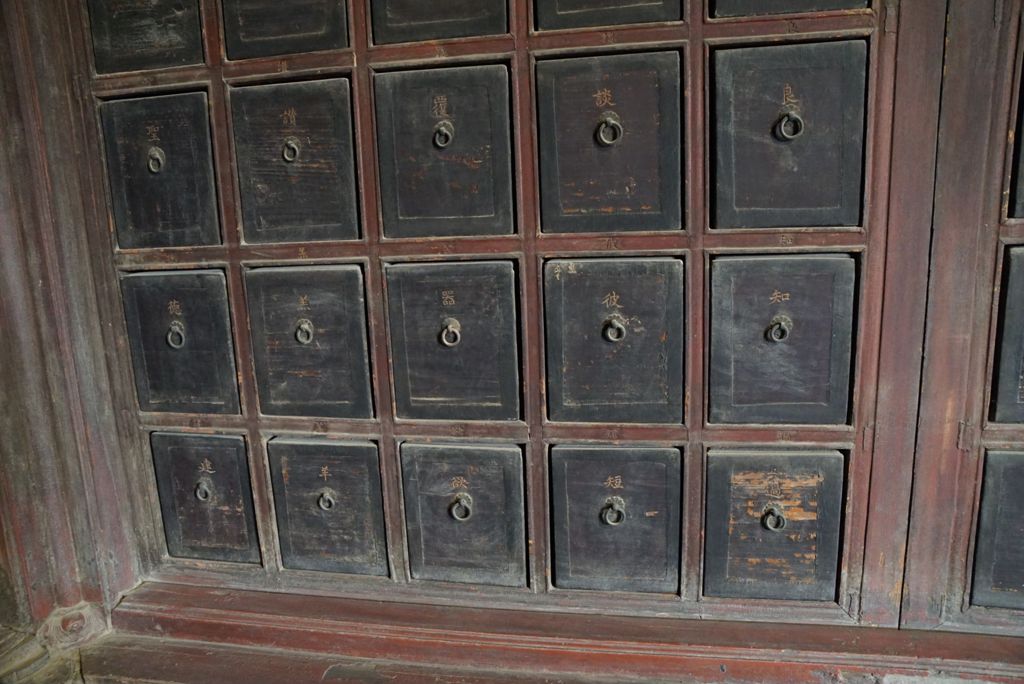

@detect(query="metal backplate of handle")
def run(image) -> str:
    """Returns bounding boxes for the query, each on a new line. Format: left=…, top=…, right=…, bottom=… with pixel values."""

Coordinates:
left=600, top=496, right=626, bottom=526
left=603, top=317, right=627, bottom=343
left=282, top=136, right=301, bottom=163
left=761, top=503, right=787, bottom=532
left=439, top=317, right=461, bottom=347
left=773, top=111, right=805, bottom=141
left=295, top=318, right=315, bottom=345
left=147, top=146, right=166, bottom=174
left=765, top=314, right=793, bottom=343
left=166, top=320, right=186, bottom=349
left=434, top=120, right=455, bottom=149
left=449, top=492, right=473, bottom=522
left=596, top=111, right=623, bottom=147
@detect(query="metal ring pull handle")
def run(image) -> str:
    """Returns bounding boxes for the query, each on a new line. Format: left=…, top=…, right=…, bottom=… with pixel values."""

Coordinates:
left=433, top=120, right=455, bottom=149
left=773, top=112, right=805, bottom=141
left=439, top=317, right=461, bottom=348
left=282, top=136, right=301, bottom=163
left=194, top=481, right=211, bottom=502
left=449, top=492, right=473, bottom=522
left=295, top=318, right=315, bottom=345
left=147, top=146, right=166, bottom=174
left=761, top=504, right=787, bottom=532
left=603, top=317, right=627, bottom=343
left=317, top=490, right=336, bottom=512
left=166, top=320, right=186, bottom=349
left=765, top=315, right=793, bottom=343
left=596, top=111, right=624, bottom=147
left=600, top=496, right=626, bottom=526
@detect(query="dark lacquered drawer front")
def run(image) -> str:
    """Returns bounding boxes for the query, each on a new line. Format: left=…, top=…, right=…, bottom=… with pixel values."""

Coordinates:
left=536, top=52, right=682, bottom=233
left=994, top=248, right=1024, bottom=422
left=245, top=266, right=373, bottom=419
left=268, top=439, right=388, bottom=575
left=100, top=92, right=219, bottom=249
left=401, top=443, right=526, bottom=587
left=972, top=452, right=1024, bottom=610
left=221, top=0, right=348, bottom=60
left=374, top=65, right=514, bottom=238
left=544, top=258, right=684, bottom=423
left=550, top=446, right=681, bottom=593
left=370, top=0, right=507, bottom=45
left=231, top=79, right=359, bottom=244
left=87, top=0, right=203, bottom=74
left=709, top=254, right=856, bottom=425
left=713, top=41, right=867, bottom=229
left=535, top=0, right=681, bottom=31
left=151, top=432, right=260, bottom=563
left=704, top=450, right=844, bottom=601
left=121, top=270, right=239, bottom=414
left=386, top=261, right=520, bottom=421
left=712, top=0, right=867, bottom=17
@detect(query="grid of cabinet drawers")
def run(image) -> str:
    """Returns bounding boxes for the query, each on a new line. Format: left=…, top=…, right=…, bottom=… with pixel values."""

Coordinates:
left=87, top=0, right=886, bottom=616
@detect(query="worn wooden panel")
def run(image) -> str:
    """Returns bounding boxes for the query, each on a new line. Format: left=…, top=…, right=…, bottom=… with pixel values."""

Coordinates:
left=86, top=0, right=203, bottom=74
left=550, top=446, right=681, bottom=593
left=401, top=443, right=525, bottom=587
left=536, top=52, right=681, bottom=233
left=100, top=92, right=220, bottom=249
left=385, top=261, right=520, bottom=421
left=267, top=439, right=387, bottom=575
left=704, top=450, right=844, bottom=601
left=534, top=0, right=681, bottom=31
left=709, top=254, right=855, bottom=425
left=544, top=258, right=684, bottom=423
left=151, top=433, right=260, bottom=563
left=972, top=451, right=1024, bottom=610
left=230, top=79, right=359, bottom=244
left=369, top=0, right=507, bottom=45
left=993, top=248, right=1024, bottom=422
left=713, top=41, right=867, bottom=228
left=221, top=0, right=348, bottom=60
left=245, top=265, right=373, bottom=418
left=374, top=65, right=514, bottom=238
left=120, top=270, right=239, bottom=414
left=712, top=0, right=867, bottom=18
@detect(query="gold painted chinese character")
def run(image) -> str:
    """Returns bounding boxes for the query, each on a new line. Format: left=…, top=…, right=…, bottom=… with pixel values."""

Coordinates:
left=450, top=476, right=470, bottom=490
left=783, top=83, right=800, bottom=108
left=320, top=465, right=330, bottom=482
left=593, top=88, right=615, bottom=108
left=566, top=262, right=578, bottom=274
left=167, top=299, right=183, bottom=316
left=281, top=107, right=298, bottom=127
left=441, top=289, right=456, bottom=307
left=432, top=95, right=449, bottom=119
left=769, top=289, right=791, bottom=304
left=603, top=475, right=624, bottom=490
left=765, top=471, right=783, bottom=499
left=298, top=295, right=311, bottom=310
left=198, top=459, right=216, bottom=474
left=145, top=124, right=161, bottom=142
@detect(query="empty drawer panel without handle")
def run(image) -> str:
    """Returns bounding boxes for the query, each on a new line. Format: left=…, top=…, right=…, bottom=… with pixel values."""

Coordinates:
left=369, top=0, right=507, bottom=45
left=221, top=0, right=348, bottom=60
left=972, top=451, right=1024, bottom=610
left=535, top=0, right=681, bottom=31
left=86, top=0, right=203, bottom=74
left=993, top=248, right=1024, bottom=422
left=712, top=0, right=867, bottom=18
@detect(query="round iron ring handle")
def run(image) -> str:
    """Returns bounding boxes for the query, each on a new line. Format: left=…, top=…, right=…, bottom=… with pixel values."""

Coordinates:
left=295, top=318, right=315, bottom=345
left=600, top=497, right=626, bottom=526
left=147, top=146, right=166, bottom=174
left=603, top=318, right=627, bottom=343
left=282, top=136, right=301, bottom=163
left=194, top=481, right=212, bottom=502
left=317, top=491, right=336, bottom=512
left=773, top=111, right=805, bottom=141
left=166, top=320, right=186, bottom=349
left=765, top=315, right=793, bottom=343
left=596, top=112, right=624, bottom=147
left=433, top=120, right=455, bottom=149
left=449, top=492, right=473, bottom=522
left=762, top=504, right=787, bottom=532
left=439, top=317, right=462, bottom=348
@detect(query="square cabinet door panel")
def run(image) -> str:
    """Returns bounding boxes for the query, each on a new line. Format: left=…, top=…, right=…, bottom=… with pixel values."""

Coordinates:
left=231, top=79, right=359, bottom=244
left=121, top=270, right=240, bottom=414
left=972, top=451, right=1024, bottom=610
left=245, top=266, right=373, bottom=418
left=993, top=248, right=1024, bottom=421
left=375, top=65, right=514, bottom=238
left=535, top=0, right=681, bottom=31
left=709, top=254, right=856, bottom=425
left=550, top=446, right=681, bottom=593
left=87, top=0, right=203, bottom=74
left=713, top=40, right=867, bottom=228
left=221, top=0, right=348, bottom=60
left=386, top=261, right=520, bottom=421
left=712, top=0, right=867, bottom=18
left=536, top=52, right=682, bottom=233
left=370, top=0, right=507, bottom=45
left=100, top=92, right=220, bottom=249
left=267, top=439, right=388, bottom=575
left=544, top=258, right=684, bottom=423
left=151, top=433, right=260, bottom=563
left=704, top=450, right=844, bottom=601
left=401, top=443, right=526, bottom=587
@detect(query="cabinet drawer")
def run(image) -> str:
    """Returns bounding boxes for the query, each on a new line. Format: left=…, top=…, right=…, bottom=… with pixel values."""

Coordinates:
left=544, top=258, right=684, bottom=423
left=709, top=254, right=855, bottom=425
left=151, top=432, right=259, bottom=563
left=535, top=0, right=680, bottom=31
left=712, top=0, right=866, bottom=17
left=230, top=79, right=359, bottom=244
left=972, top=451, right=1024, bottom=610
left=704, top=450, right=844, bottom=601
left=401, top=443, right=526, bottom=587
left=550, top=446, right=681, bottom=593
left=221, top=0, right=348, bottom=60
left=100, top=92, right=220, bottom=249
left=86, top=0, right=203, bottom=74
left=370, top=0, right=506, bottom=45
left=121, top=270, right=239, bottom=414
left=994, top=248, right=1024, bottom=421
left=245, top=266, right=373, bottom=418
left=713, top=41, right=867, bottom=228
left=268, top=439, right=387, bottom=575
left=375, top=65, right=514, bottom=238
left=536, top=52, right=681, bottom=233
left=386, top=261, right=520, bottom=421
